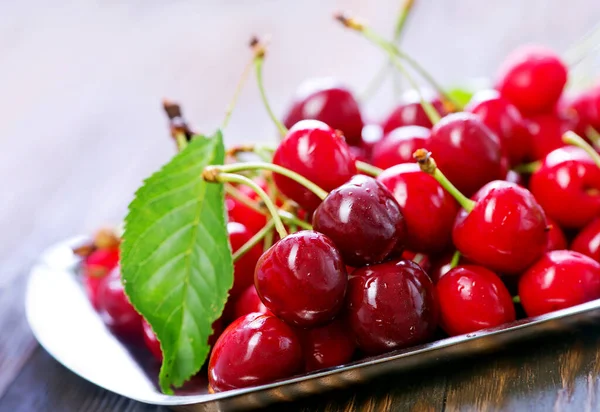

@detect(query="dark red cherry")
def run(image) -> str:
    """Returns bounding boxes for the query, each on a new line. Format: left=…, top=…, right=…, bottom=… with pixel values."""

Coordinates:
left=378, top=163, right=459, bottom=254
left=346, top=259, right=438, bottom=355
left=429, top=112, right=504, bottom=197
left=232, top=285, right=269, bottom=320
left=529, top=146, right=600, bottom=229
left=208, top=313, right=303, bottom=392
left=97, top=267, right=143, bottom=337
left=297, top=318, right=356, bottom=372
left=82, top=247, right=120, bottom=310
left=567, top=85, right=600, bottom=136
left=453, top=180, right=548, bottom=275
left=571, top=218, right=600, bottom=263
left=526, top=113, right=575, bottom=160
left=255, top=230, right=347, bottom=327
left=546, top=217, right=567, bottom=252
left=381, top=90, right=448, bottom=134
left=227, top=222, right=263, bottom=298
left=371, top=125, right=431, bottom=169
left=283, top=79, right=364, bottom=146
left=495, top=45, right=568, bottom=115
left=465, top=89, right=530, bottom=166
left=312, top=175, right=406, bottom=267
left=436, top=265, right=515, bottom=336
left=519, top=250, right=600, bottom=317
left=226, top=178, right=268, bottom=235
left=273, top=120, right=357, bottom=211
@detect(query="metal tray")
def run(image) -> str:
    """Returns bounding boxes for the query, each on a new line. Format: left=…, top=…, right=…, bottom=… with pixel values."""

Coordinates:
left=25, top=237, right=600, bottom=411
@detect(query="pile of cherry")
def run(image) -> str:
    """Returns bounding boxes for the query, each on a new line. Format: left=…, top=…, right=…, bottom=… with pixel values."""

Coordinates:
left=77, top=44, right=600, bottom=394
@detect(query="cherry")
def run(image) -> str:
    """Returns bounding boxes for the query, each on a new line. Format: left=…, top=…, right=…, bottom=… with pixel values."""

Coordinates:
left=227, top=222, right=263, bottom=297
left=232, top=285, right=269, bottom=320
left=567, top=85, right=600, bottom=136
left=381, top=90, right=448, bottom=134
left=82, top=247, right=120, bottom=310
left=436, top=265, right=515, bottom=336
left=526, top=112, right=575, bottom=161
left=226, top=178, right=268, bottom=235
left=297, top=318, right=356, bottom=372
left=571, top=218, right=600, bottom=263
left=546, top=217, right=567, bottom=252
left=428, top=112, right=504, bottom=197
left=378, top=163, right=459, bottom=254
left=142, top=319, right=163, bottom=361
left=495, top=45, right=568, bottom=115
left=519, top=250, right=600, bottom=317
left=529, top=146, right=600, bottom=229
left=371, top=125, right=431, bottom=169
left=401, top=250, right=433, bottom=274
left=96, top=267, right=143, bottom=337
left=283, top=79, right=364, bottom=146
left=429, top=252, right=457, bottom=284
left=465, top=89, right=530, bottom=166
left=254, top=230, right=347, bottom=327
left=345, top=259, right=438, bottom=355
left=312, top=175, right=407, bottom=267
left=273, top=120, right=357, bottom=211
left=208, top=312, right=303, bottom=392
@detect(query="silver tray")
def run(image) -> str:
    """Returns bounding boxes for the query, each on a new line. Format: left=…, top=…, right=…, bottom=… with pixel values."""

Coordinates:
left=25, top=237, right=600, bottom=411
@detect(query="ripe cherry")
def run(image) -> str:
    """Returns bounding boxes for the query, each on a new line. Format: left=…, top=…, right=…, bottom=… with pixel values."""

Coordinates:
left=297, top=318, right=356, bottom=372
left=232, top=285, right=269, bottom=320
left=529, top=146, right=600, bottom=229
left=571, top=218, right=600, bottom=263
left=346, top=259, right=438, bottom=355
left=546, top=217, right=567, bottom=251
left=273, top=120, right=357, bottom=211
left=378, top=163, right=459, bottom=254
left=567, top=85, right=600, bottom=136
left=429, top=252, right=459, bottom=284
left=228, top=222, right=264, bottom=297
left=312, top=175, right=406, bottom=267
left=254, top=230, right=347, bottom=327
left=371, top=125, right=431, bottom=169
left=82, top=247, right=120, bottom=310
left=283, top=79, right=364, bottom=146
left=208, top=313, right=303, bottom=392
left=381, top=90, right=448, bottom=134
left=519, top=250, right=600, bottom=317
left=436, top=265, right=515, bottom=336
left=526, top=113, right=575, bottom=160
left=495, top=45, right=568, bottom=115
left=226, top=178, right=268, bottom=235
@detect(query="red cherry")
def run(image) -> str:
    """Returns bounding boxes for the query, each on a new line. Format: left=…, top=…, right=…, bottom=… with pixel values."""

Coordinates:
left=526, top=113, right=575, bottom=160
left=453, top=181, right=548, bottom=275
left=495, top=45, right=568, bottom=115
left=371, top=125, right=431, bottom=169
left=381, top=91, right=448, bottom=134
left=82, top=247, right=120, bottom=310
left=429, top=112, right=504, bottom=197
left=273, top=120, right=357, bottom=211
left=546, top=217, right=567, bottom=251
left=142, top=319, right=163, bottom=361
left=436, top=265, right=515, bottom=336
left=346, top=259, right=438, bottom=355
left=208, top=312, right=303, bottom=392
left=428, top=252, right=455, bottom=284
left=283, top=79, right=364, bottom=146
left=401, top=250, right=433, bottom=274
left=96, top=268, right=143, bottom=337
left=519, top=250, right=600, bottom=317
left=226, top=178, right=268, bottom=235
left=297, top=318, right=356, bottom=372
left=227, top=222, right=263, bottom=297
left=312, top=175, right=407, bottom=267
left=529, top=146, right=600, bottom=229
left=360, top=124, right=384, bottom=161
left=232, top=285, right=269, bottom=320
left=378, top=163, right=459, bottom=254
left=567, top=85, right=600, bottom=136
left=254, top=230, right=347, bottom=327
left=571, top=218, right=600, bottom=263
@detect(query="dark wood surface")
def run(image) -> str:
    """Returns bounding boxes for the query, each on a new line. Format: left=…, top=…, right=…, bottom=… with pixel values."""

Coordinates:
left=2, top=1, right=600, bottom=411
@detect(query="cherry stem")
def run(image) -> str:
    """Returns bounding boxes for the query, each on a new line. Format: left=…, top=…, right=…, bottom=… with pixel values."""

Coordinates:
left=586, top=126, right=600, bottom=150
left=175, top=133, right=188, bottom=151
left=162, top=99, right=195, bottom=148
left=226, top=144, right=274, bottom=162
left=564, top=22, right=600, bottom=67
left=251, top=37, right=288, bottom=138
left=222, top=57, right=254, bottom=130
left=356, top=160, right=383, bottom=177
left=512, top=161, right=541, bottom=174
left=413, top=148, right=475, bottom=212
left=412, top=253, right=426, bottom=265
left=232, top=220, right=275, bottom=263
left=449, top=250, right=461, bottom=269
left=563, top=131, right=600, bottom=169
left=512, top=295, right=521, bottom=304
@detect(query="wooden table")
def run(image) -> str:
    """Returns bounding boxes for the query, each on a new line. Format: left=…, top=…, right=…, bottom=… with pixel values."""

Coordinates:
left=1, top=1, right=600, bottom=410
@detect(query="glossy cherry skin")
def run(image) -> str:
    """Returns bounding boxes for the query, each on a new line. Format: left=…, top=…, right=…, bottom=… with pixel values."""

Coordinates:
left=232, top=285, right=269, bottom=320
left=283, top=79, right=364, bottom=146
left=526, top=113, right=575, bottom=161
left=312, top=175, right=406, bottom=267
left=297, top=318, right=356, bottom=372
left=208, top=313, right=303, bottom=392
left=567, top=85, right=600, bottom=136
left=381, top=90, right=448, bottom=134
left=82, top=247, right=120, bottom=310
left=546, top=217, right=567, bottom=251
left=273, top=120, right=357, bottom=211
left=571, top=218, right=600, bottom=263
left=227, top=222, right=263, bottom=298
left=96, top=268, right=143, bottom=337
left=519, top=250, right=600, bottom=317
left=453, top=181, right=548, bottom=275
left=226, top=178, right=268, bottom=236
left=495, top=45, right=568, bottom=115
left=371, top=125, right=431, bottom=169
left=429, top=112, right=504, bottom=197
left=255, top=230, right=347, bottom=327
left=345, top=259, right=438, bottom=355
left=436, top=265, right=515, bottom=336
left=465, top=89, right=530, bottom=166
left=529, top=146, right=600, bottom=229
left=378, top=163, right=459, bottom=254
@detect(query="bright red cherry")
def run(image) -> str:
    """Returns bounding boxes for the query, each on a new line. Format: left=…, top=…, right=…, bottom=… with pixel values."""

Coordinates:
left=429, top=112, right=504, bottom=197
left=495, top=45, right=568, bottom=115
left=346, top=259, right=438, bottom=355
left=226, top=178, right=268, bottom=235
left=371, top=125, right=431, bottom=169
left=529, top=146, right=600, bottom=229
left=232, top=285, right=269, bottom=320
left=297, top=318, right=356, bottom=372
left=208, top=313, right=303, bottom=392
left=519, top=250, right=600, bottom=317
left=381, top=90, right=448, bottom=134
left=378, top=163, right=459, bottom=254
left=571, top=218, right=600, bottom=263
left=96, top=267, right=143, bottom=337
left=283, top=79, right=364, bottom=146
left=546, top=217, right=567, bottom=251
left=273, top=120, right=357, bottom=211
left=255, top=230, right=347, bottom=327
left=567, top=85, right=600, bottom=136
left=526, top=113, right=575, bottom=161
left=82, top=247, right=120, bottom=310
left=312, top=175, right=406, bottom=267
left=227, top=222, right=263, bottom=298
left=436, top=265, right=515, bottom=336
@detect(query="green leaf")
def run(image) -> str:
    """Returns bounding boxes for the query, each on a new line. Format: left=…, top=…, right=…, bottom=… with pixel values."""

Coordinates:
left=120, top=131, right=232, bottom=394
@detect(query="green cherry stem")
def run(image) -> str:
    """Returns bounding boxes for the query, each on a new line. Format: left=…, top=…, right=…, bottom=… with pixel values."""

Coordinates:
left=563, top=131, right=600, bottom=169
left=586, top=126, right=600, bottom=150
left=512, top=160, right=541, bottom=174
left=222, top=56, right=254, bottom=130
left=232, top=220, right=276, bottom=263
left=175, top=133, right=188, bottom=151
left=413, top=148, right=475, bottom=212
left=512, top=295, right=521, bottom=304
left=449, top=250, right=461, bottom=269
left=356, top=160, right=383, bottom=177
